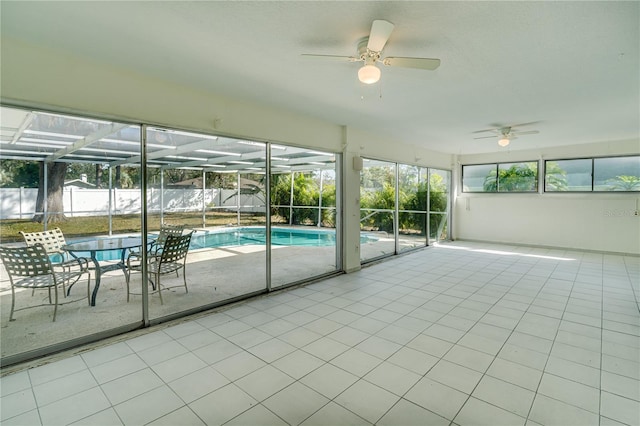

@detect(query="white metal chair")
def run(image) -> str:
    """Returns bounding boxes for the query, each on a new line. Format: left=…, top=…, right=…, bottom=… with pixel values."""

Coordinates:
left=126, top=231, right=193, bottom=304
left=126, top=224, right=186, bottom=290
left=0, top=244, right=90, bottom=322
left=19, top=227, right=89, bottom=297
left=149, top=224, right=185, bottom=257
left=126, top=224, right=185, bottom=273
left=19, top=227, right=68, bottom=262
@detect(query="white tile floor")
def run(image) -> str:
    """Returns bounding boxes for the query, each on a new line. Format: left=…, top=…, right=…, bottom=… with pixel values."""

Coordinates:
left=1, top=241, right=639, bottom=426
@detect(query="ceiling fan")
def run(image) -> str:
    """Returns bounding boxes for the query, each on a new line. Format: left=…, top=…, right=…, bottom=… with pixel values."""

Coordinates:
left=473, top=123, right=540, bottom=147
left=301, top=20, right=441, bottom=84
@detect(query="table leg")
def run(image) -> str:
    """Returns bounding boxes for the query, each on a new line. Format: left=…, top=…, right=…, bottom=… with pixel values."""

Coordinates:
left=119, top=248, right=130, bottom=281
left=89, top=252, right=101, bottom=306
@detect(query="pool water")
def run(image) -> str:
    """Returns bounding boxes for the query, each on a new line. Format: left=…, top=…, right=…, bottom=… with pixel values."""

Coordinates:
left=190, top=227, right=340, bottom=249
left=72, top=227, right=376, bottom=262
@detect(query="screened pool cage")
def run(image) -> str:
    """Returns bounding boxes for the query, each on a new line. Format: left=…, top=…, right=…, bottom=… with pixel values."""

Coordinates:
left=0, top=106, right=338, bottom=237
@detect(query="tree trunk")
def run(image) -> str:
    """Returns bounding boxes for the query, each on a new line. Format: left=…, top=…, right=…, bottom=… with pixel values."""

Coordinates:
left=95, top=164, right=103, bottom=188
left=33, top=162, right=67, bottom=223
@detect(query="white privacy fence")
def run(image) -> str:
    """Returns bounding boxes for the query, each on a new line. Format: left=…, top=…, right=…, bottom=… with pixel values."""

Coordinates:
left=0, top=187, right=265, bottom=219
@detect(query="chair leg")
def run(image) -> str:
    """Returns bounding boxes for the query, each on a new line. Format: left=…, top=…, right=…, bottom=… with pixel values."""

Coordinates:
left=9, top=285, right=16, bottom=322
left=52, top=285, right=58, bottom=322
left=183, top=267, right=188, bottom=294
left=156, top=273, right=164, bottom=305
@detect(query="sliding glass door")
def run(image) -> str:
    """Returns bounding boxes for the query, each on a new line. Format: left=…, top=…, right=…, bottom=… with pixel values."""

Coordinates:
left=270, top=147, right=340, bottom=289
left=359, top=158, right=451, bottom=264
left=360, top=159, right=396, bottom=262
left=429, top=168, right=451, bottom=243
left=143, top=128, right=267, bottom=321
left=398, top=164, right=428, bottom=252
left=0, top=107, right=143, bottom=364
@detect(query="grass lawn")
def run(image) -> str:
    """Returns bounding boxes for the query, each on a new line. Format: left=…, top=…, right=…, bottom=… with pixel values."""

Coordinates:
left=0, top=212, right=272, bottom=243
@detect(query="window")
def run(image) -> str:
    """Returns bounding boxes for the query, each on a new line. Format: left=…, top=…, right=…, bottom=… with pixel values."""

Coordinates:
left=462, top=162, right=538, bottom=192
left=545, top=156, right=640, bottom=192
left=545, top=159, right=592, bottom=191
left=594, top=156, right=640, bottom=191
left=462, top=164, right=496, bottom=192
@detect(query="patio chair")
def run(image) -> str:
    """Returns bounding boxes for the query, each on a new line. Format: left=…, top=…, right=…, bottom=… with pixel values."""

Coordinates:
left=126, top=224, right=185, bottom=270
left=19, top=227, right=89, bottom=297
left=0, top=244, right=90, bottom=322
left=126, top=231, right=193, bottom=304
left=19, top=227, right=68, bottom=263
left=150, top=224, right=186, bottom=256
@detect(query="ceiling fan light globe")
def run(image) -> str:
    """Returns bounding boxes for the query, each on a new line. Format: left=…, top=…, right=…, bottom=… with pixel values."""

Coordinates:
left=358, top=64, right=381, bottom=84
left=498, top=138, right=510, bottom=147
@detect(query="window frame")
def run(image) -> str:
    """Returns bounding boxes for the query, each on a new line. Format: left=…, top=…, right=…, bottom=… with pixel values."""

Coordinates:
left=544, top=154, right=640, bottom=193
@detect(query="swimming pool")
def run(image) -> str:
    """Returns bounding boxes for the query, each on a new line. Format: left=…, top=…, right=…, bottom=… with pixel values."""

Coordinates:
left=70, top=227, right=377, bottom=261
left=190, top=227, right=342, bottom=249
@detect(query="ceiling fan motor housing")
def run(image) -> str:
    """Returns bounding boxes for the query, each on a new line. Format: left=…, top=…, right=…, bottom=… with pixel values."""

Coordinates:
left=357, top=37, right=381, bottom=62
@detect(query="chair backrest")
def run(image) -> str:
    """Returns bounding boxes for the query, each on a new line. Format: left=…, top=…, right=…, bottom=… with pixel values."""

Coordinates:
left=19, top=228, right=66, bottom=254
left=156, top=224, right=185, bottom=247
left=0, top=244, right=53, bottom=278
left=159, top=232, right=192, bottom=264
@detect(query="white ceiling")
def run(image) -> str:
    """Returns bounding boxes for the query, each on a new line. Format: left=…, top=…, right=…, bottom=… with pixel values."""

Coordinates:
left=1, top=1, right=638, bottom=155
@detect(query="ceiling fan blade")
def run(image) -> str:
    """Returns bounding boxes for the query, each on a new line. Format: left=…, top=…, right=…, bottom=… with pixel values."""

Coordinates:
left=300, top=54, right=359, bottom=62
left=513, top=130, right=540, bottom=135
left=472, top=128, right=500, bottom=134
left=382, top=57, right=441, bottom=70
left=367, top=20, right=394, bottom=52
left=474, top=135, right=498, bottom=140
left=509, top=121, right=541, bottom=128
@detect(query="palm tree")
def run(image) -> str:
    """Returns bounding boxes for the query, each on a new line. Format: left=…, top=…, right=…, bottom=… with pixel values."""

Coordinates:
left=605, top=175, right=640, bottom=191
left=483, top=163, right=537, bottom=192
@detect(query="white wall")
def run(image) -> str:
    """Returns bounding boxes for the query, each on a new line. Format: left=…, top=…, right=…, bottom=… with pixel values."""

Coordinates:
left=0, top=38, right=344, bottom=152
left=455, top=140, right=640, bottom=254
left=1, top=39, right=454, bottom=169
left=345, top=126, right=454, bottom=170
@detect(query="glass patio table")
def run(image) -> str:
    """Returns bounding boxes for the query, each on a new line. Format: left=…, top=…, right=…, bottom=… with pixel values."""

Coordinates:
left=62, top=237, right=150, bottom=306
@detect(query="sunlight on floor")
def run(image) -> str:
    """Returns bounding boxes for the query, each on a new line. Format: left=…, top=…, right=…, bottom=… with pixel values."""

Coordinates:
left=434, top=242, right=576, bottom=261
